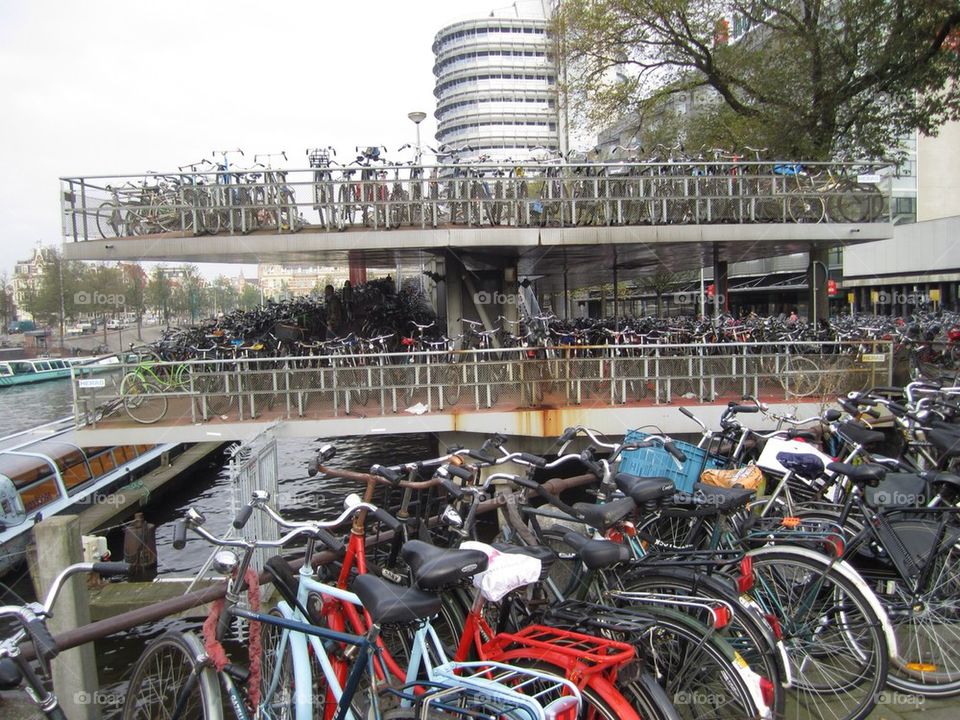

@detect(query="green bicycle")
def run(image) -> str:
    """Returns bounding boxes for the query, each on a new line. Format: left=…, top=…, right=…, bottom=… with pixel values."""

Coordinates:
left=119, top=349, right=191, bottom=424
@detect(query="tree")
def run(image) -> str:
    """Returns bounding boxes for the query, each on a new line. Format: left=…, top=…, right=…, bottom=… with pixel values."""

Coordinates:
left=239, top=283, right=261, bottom=310
left=20, top=250, right=87, bottom=333
left=146, top=266, right=173, bottom=326
left=121, top=263, right=148, bottom=340
left=556, top=0, right=960, bottom=159
left=0, top=275, right=14, bottom=330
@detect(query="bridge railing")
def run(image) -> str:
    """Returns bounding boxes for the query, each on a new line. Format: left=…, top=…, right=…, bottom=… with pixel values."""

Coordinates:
left=60, top=160, right=894, bottom=242
left=72, top=341, right=894, bottom=428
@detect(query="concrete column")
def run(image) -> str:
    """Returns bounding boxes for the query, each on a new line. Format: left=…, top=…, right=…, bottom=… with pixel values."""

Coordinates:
left=33, top=516, right=99, bottom=720
left=445, top=255, right=463, bottom=344
left=807, top=247, right=830, bottom=322
left=503, top=266, right=519, bottom=326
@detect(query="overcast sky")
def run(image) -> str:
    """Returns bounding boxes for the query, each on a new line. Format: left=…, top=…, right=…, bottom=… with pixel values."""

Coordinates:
left=0, top=0, right=553, bottom=279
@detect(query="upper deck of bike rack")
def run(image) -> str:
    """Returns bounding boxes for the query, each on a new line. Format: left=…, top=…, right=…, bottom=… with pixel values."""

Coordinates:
left=60, top=159, right=896, bottom=285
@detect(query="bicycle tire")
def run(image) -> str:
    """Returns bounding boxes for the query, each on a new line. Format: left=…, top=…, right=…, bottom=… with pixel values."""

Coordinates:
left=122, top=631, right=222, bottom=720
left=746, top=547, right=888, bottom=720
left=195, top=373, right=234, bottom=417
left=260, top=608, right=332, bottom=720
left=784, top=356, right=822, bottom=398
left=636, top=608, right=762, bottom=720
left=121, top=375, right=168, bottom=424
left=97, top=200, right=121, bottom=238
left=617, top=570, right=786, bottom=719
left=788, top=193, right=825, bottom=223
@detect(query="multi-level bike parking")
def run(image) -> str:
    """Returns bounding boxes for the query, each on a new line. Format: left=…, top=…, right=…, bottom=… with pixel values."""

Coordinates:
left=62, top=151, right=893, bottom=241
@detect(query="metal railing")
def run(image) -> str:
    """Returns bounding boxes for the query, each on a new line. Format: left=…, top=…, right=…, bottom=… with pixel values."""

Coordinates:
left=60, top=160, right=894, bottom=242
left=72, top=341, right=895, bottom=428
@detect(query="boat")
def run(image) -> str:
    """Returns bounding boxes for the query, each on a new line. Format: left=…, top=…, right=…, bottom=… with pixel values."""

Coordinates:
left=0, top=355, right=119, bottom=387
left=0, top=416, right=177, bottom=576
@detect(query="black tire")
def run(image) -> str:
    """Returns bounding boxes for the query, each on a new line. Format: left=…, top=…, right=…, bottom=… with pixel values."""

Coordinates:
left=619, top=570, right=786, bottom=719
left=747, top=547, right=888, bottom=720
left=122, top=631, right=221, bottom=720
left=97, top=201, right=121, bottom=238
left=194, top=373, right=234, bottom=417
left=121, top=375, right=168, bottom=425
left=260, top=608, right=332, bottom=719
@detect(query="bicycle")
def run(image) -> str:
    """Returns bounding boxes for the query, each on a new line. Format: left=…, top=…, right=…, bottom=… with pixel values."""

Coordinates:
left=124, top=499, right=581, bottom=720
left=119, top=349, right=192, bottom=424
left=0, top=560, right=130, bottom=719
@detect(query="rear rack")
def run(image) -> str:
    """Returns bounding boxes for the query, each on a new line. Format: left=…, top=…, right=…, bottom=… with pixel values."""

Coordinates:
left=484, top=624, right=635, bottom=680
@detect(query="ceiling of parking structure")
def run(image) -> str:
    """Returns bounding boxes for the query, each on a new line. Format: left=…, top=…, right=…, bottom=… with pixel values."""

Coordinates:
left=63, top=223, right=891, bottom=280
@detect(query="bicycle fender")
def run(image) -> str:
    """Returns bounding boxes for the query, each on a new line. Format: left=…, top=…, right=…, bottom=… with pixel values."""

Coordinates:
left=745, top=545, right=898, bottom=659
left=273, top=600, right=318, bottom=720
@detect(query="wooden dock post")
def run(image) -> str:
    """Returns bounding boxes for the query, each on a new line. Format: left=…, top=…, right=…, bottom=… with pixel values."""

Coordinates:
left=33, top=516, right=100, bottom=720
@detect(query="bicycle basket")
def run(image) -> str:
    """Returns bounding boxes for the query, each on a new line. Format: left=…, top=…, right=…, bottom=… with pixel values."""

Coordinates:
left=619, top=431, right=724, bottom=493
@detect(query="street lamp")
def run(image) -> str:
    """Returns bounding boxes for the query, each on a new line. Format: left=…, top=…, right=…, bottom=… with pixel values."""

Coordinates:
left=408, top=111, right=427, bottom=164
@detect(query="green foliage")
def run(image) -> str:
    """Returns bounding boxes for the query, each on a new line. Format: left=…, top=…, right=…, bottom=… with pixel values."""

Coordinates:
left=556, top=0, right=960, bottom=159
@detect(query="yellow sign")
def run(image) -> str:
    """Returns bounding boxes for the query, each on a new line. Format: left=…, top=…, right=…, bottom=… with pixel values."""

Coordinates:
left=930, top=289, right=941, bottom=302
left=870, top=291, right=879, bottom=303
left=862, top=353, right=886, bottom=363
left=847, top=292, right=855, bottom=304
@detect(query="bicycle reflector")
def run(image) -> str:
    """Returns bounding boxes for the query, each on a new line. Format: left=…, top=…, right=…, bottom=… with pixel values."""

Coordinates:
left=737, top=556, right=754, bottom=594
left=544, top=695, right=579, bottom=720
left=764, top=613, right=783, bottom=641
left=710, top=605, right=731, bottom=630
left=827, top=533, right=845, bottom=557
left=781, top=517, right=801, bottom=529
left=905, top=662, right=938, bottom=673
left=759, top=677, right=775, bottom=710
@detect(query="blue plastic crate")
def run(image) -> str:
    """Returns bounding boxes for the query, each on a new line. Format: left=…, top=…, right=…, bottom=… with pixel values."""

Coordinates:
left=619, top=430, right=725, bottom=493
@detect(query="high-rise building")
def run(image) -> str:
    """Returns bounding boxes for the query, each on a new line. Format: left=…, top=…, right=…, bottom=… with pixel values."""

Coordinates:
left=433, top=5, right=560, bottom=161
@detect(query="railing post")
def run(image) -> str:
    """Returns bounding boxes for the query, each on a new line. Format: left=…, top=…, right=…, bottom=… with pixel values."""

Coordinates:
left=32, top=516, right=100, bottom=720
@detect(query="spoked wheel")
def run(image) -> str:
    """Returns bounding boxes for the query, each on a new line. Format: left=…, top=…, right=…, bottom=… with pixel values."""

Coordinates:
left=746, top=547, right=888, bottom=720
left=260, top=608, right=332, bottom=719
left=194, top=373, right=234, bottom=417
left=121, top=374, right=168, bottom=424
left=877, top=524, right=960, bottom=696
left=788, top=193, right=826, bottom=223
left=122, top=631, right=221, bottom=720
left=784, top=356, right=822, bottom=398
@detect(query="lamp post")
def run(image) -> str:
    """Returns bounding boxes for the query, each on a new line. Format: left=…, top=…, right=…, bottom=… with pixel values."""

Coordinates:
left=408, top=111, right=427, bottom=164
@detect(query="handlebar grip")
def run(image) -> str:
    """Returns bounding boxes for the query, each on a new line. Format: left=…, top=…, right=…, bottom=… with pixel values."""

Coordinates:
left=371, top=507, right=401, bottom=531
left=679, top=407, right=695, bottom=418
left=557, top=427, right=578, bottom=444
left=467, top=449, right=495, bottom=464
left=315, top=529, right=345, bottom=555
left=26, top=618, right=58, bottom=666
left=91, top=561, right=131, bottom=577
left=444, top=464, right=473, bottom=481
left=370, top=464, right=401, bottom=485
left=233, top=504, right=254, bottom=530
left=517, top=452, right=547, bottom=468
left=173, top=519, right=187, bottom=550
left=438, top=477, right=466, bottom=500
left=664, top=441, right=687, bottom=463
left=731, top=404, right=760, bottom=413
left=512, top=476, right=539, bottom=490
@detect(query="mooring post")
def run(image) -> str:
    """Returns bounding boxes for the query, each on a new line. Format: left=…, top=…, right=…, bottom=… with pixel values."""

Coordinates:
left=33, top=516, right=100, bottom=720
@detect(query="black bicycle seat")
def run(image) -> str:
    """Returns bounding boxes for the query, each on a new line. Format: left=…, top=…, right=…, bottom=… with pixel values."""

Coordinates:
left=352, top=574, right=441, bottom=625
left=401, top=540, right=488, bottom=590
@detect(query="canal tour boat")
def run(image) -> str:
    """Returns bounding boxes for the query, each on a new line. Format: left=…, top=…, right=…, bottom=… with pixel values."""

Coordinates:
left=0, top=416, right=176, bottom=576
left=0, top=355, right=120, bottom=388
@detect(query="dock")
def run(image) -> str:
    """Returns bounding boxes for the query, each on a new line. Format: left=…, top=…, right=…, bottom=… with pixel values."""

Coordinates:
left=77, top=442, right=223, bottom=534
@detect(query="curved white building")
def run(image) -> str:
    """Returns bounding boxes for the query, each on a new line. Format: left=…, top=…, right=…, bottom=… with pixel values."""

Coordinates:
left=433, top=15, right=559, bottom=161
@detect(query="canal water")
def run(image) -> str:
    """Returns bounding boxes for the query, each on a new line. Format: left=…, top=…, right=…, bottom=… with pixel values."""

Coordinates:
left=0, top=377, right=436, bottom=716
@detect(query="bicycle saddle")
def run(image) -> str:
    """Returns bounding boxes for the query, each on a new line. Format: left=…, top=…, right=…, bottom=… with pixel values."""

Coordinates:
left=401, top=540, right=488, bottom=590
left=614, top=473, right=676, bottom=505
left=571, top=497, right=637, bottom=533
left=558, top=530, right=630, bottom=570
left=776, top=452, right=826, bottom=479
left=352, top=574, right=442, bottom=625
left=670, top=483, right=755, bottom=513
left=836, top=420, right=885, bottom=448
left=826, top=461, right=886, bottom=487
left=928, top=428, right=960, bottom=459
left=491, top=542, right=556, bottom=579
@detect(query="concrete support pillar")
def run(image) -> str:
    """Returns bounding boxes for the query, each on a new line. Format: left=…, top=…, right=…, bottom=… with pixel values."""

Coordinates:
left=711, top=243, right=727, bottom=321
left=445, top=255, right=463, bottom=344
left=807, top=247, right=830, bottom=322
left=503, top=266, right=519, bottom=326
left=33, top=516, right=99, bottom=720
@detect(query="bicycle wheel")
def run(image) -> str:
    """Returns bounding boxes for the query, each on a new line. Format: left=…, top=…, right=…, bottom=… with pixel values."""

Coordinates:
left=788, top=193, right=826, bottom=223
left=260, top=609, right=332, bottom=720
left=618, top=570, right=786, bottom=719
left=784, top=356, right=822, bottom=398
left=194, top=372, right=234, bottom=417
left=97, top=201, right=121, bottom=238
left=121, top=375, right=168, bottom=424
left=441, top=362, right=462, bottom=407
left=746, top=547, right=888, bottom=720
left=869, top=521, right=960, bottom=696
left=638, top=609, right=763, bottom=720
left=122, top=631, right=222, bottom=720
left=337, top=184, right=355, bottom=227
